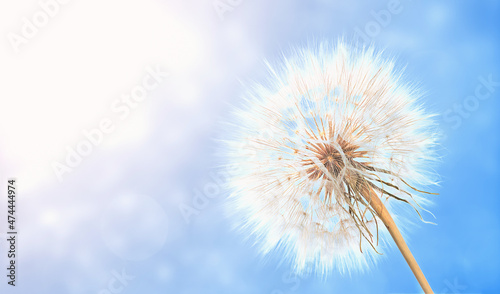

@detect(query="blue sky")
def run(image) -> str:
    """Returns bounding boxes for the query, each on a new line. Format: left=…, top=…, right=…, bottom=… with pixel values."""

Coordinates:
left=0, top=1, right=499, bottom=293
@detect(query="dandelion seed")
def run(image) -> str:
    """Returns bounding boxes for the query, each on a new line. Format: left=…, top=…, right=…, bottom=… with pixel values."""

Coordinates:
left=225, top=41, right=439, bottom=293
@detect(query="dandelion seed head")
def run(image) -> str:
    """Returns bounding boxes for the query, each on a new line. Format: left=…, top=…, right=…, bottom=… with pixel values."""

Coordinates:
left=225, top=41, right=439, bottom=277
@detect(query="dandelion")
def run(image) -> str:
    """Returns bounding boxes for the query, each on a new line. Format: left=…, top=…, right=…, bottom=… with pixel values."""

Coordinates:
left=225, top=41, right=439, bottom=293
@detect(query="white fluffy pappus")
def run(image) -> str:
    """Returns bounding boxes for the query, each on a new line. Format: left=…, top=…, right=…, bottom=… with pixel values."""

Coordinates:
left=224, top=41, right=439, bottom=277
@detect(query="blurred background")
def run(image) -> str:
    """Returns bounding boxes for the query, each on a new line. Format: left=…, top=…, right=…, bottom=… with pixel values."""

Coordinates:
left=0, top=0, right=499, bottom=293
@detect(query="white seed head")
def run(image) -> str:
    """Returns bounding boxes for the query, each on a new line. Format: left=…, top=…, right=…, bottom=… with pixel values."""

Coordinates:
left=225, top=41, right=439, bottom=277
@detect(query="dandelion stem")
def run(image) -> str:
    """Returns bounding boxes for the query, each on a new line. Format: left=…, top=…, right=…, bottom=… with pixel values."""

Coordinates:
left=363, top=186, right=433, bottom=294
